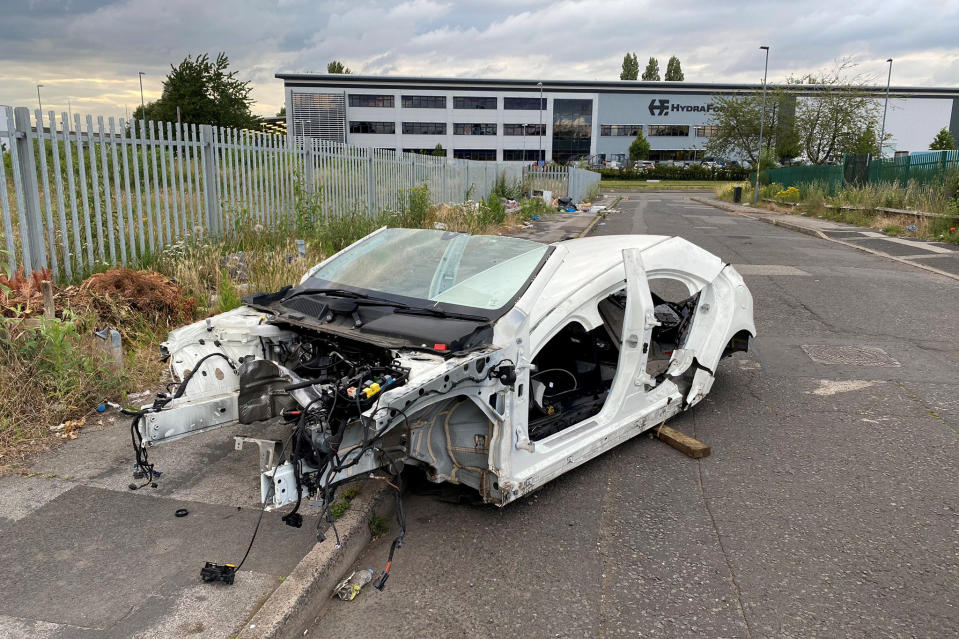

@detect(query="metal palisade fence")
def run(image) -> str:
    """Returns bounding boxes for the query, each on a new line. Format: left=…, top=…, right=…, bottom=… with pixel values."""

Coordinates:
left=765, top=150, right=959, bottom=192
left=0, top=105, right=599, bottom=280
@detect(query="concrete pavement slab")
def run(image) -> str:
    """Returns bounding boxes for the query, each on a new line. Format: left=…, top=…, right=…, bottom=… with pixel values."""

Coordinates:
left=0, top=484, right=317, bottom=632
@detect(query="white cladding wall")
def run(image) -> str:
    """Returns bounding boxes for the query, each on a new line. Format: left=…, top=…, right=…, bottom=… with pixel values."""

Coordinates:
left=287, top=86, right=600, bottom=161
left=286, top=83, right=959, bottom=162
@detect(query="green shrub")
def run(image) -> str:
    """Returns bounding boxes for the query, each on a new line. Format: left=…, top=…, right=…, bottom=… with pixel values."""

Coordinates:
left=216, top=268, right=243, bottom=313
left=394, top=185, right=432, bottom=228
left=479, top=193, right=507, bottom=226
left=491, top=172, right=523, bottom=200
left=368, top=514, right=389, bottom=537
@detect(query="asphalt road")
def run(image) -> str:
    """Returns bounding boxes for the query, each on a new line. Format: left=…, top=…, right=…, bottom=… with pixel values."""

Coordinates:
left=315, top=192, right=959, bottom=638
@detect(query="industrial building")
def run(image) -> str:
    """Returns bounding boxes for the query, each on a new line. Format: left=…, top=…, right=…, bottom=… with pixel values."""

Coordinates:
left=277, top=73, right=959, bottom=163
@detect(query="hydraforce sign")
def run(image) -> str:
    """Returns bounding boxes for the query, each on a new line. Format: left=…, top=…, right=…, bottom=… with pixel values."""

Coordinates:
left=648, top=99, right=716, bottom=116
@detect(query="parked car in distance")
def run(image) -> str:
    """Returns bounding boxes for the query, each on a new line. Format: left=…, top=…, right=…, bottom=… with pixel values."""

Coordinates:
left=633, top=160, right=655, bottom=171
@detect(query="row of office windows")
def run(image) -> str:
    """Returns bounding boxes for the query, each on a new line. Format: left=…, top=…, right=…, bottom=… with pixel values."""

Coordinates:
left=600, top=124, right=719, bottom=137
left=401, top=149, right=545, bottom=161
left=350, top=121, right=547, bottom=136
left=347, top=94, right=548, bottom=110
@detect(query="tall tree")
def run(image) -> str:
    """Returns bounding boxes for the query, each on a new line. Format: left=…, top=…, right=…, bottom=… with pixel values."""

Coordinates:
left=620, top=52, right=639, bottom=81
left=327, top=60, right=352, bottom=74
left=929, top=127, right=956, bottom=150
left=789, top=62, right=881, bottom=164
left=849, top=124, right=881, bottom=155
left=132, top=52, right=259, bottom=130
left=276, top=106, right=286, bottom=117
left=706, top=62, right=883, bottom=165
left=704, top=93, right=774, bottom=165
left=641, top=57, right=660, bottom=81
left=628, top=130, right=651, bottom=161
left=664, top=56, right=684, bottom=81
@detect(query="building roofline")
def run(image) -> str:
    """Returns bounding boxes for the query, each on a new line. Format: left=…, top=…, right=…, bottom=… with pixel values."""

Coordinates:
left=275, top=73, right=959, bottom=97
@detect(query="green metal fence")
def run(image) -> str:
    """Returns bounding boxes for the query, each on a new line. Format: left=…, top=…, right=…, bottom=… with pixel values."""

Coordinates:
left=868, top=150, right=959, bottom=186
left=765, top=150, right=958, bottom=191
left=764, top=164, right=843, bottom=190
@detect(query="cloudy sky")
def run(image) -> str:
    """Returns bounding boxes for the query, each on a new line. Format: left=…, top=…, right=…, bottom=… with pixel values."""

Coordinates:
left=2, top=0, right=958, bottom=119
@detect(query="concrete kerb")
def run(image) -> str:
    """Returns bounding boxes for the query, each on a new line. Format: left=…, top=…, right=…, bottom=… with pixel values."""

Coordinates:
left=689, top=196, right=959, bottom=284
left=578, top=210, right=607, bottom=237
left=237, top=480, right=394, bottom=639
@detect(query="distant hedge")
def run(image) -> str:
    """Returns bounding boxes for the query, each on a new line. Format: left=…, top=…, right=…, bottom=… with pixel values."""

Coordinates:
left=599, top=165, right=750, bottom=181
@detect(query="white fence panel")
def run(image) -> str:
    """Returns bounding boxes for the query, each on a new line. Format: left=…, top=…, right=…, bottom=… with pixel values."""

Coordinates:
left=0, top=106, right=598, bottom=279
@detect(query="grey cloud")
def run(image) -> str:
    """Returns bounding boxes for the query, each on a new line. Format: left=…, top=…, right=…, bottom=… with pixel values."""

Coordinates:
left=1, top=0, right=957, bottom=119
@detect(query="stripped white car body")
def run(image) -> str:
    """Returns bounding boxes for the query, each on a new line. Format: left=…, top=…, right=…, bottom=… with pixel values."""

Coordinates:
left=146, top=230, right=755, bottom=508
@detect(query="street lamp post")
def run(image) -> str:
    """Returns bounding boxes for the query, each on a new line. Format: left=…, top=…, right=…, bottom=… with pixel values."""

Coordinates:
left=36, top=84, right=44, bottom=113
left=537, top=81, right=543, bottom=164
left=138, top=72, right=146, bottom=115
left=753, top=46, right=770, bottom=204
left=879, top=58, right=893, bottom=158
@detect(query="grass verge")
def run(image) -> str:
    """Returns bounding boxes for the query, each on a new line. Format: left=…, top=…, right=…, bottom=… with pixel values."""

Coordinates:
left=716, top=180, right=959, bottom=245
left=0, top=184, right=559, bottom=467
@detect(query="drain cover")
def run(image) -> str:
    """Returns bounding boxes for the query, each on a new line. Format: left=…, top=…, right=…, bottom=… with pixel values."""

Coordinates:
left=801, top=345, right=900, bottom=367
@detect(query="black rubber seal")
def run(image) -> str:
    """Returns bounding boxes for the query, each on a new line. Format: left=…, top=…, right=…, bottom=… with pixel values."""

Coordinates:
left=175, top=508, right=189, bottom=518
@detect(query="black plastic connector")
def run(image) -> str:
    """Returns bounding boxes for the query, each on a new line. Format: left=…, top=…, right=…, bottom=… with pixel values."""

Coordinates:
left=200, top=562, right=236, bottom=584
left=490, top=363, right=517, bottom=387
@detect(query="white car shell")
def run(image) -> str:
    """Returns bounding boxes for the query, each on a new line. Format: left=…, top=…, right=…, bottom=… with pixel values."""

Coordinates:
left=147, top=230, right=755, bottom=508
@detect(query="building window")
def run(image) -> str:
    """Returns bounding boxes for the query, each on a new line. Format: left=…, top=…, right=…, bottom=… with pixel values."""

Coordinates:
left=402, top=122, right=447, bottom=135
left=694, top=125, right=719, bottom=137
left=349, top=121, right=395, bottom=134
left=503, top=149, right=545, bottom=161
left=453, top=149, right=496, bottom=160
left=552, top=99, right=592, bottom=164
left=504, top=97, right=547, bottom=110
left=453, top=96, right=497, bottom=110
left=453, top=123, right=497, bottom=136
left=648, top=125, right=691, bottom=137
left=348, top=94, right=394, bottom=108
left=291, top=92, right=346, bottom=142
left=401, top=95, right=446, bottom=109
left=503, top=124, right=545, bottom=136
left=600, top=124, right=642, bottom=137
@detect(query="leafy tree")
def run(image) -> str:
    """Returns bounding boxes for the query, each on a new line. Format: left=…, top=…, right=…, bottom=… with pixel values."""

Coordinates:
left=704, top=93, right=774, bottom=165
left=628, top=130, right=651, bottom=161
left=276, top=106, right=286, bottom=117
left=132, top=52, right=259, bottom=130
left=432, top=143, right=445, bottom=157
left=620, top=52, right=639, bottom=81
left=849, top=124, right=880, bottom=156
left=327, top=60, right=352, bottom=74
left=664, top=56, right=684, bottom=81
left=930, top=127, right=956, bottom=150
left=641, top=57, right=660, bottom=81
left=705, top=62, right=883, bottom=165
left=789, top=62, right=881, bottom=164
left=774, top=124, right=801, bottom=164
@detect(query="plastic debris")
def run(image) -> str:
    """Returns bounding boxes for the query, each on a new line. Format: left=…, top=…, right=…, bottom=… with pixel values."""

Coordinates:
left=531, top=215, right=541, bottom=221
left=906, top=224, right=918, bottom=231
left=333, top=569, right=376, bottom=601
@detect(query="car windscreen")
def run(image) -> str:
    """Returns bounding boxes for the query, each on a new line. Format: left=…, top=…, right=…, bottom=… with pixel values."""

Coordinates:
left=307, top=228, right=550, bottom=311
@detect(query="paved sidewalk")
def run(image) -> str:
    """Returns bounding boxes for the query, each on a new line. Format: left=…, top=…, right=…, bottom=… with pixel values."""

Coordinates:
left=0, top=203, right=605, bottom=639
left=692, top=196, right=959, bottom=280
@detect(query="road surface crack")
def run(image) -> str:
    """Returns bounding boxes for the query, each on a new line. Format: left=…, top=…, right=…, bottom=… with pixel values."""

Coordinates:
left=693, top=413, right=752, bottom=639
